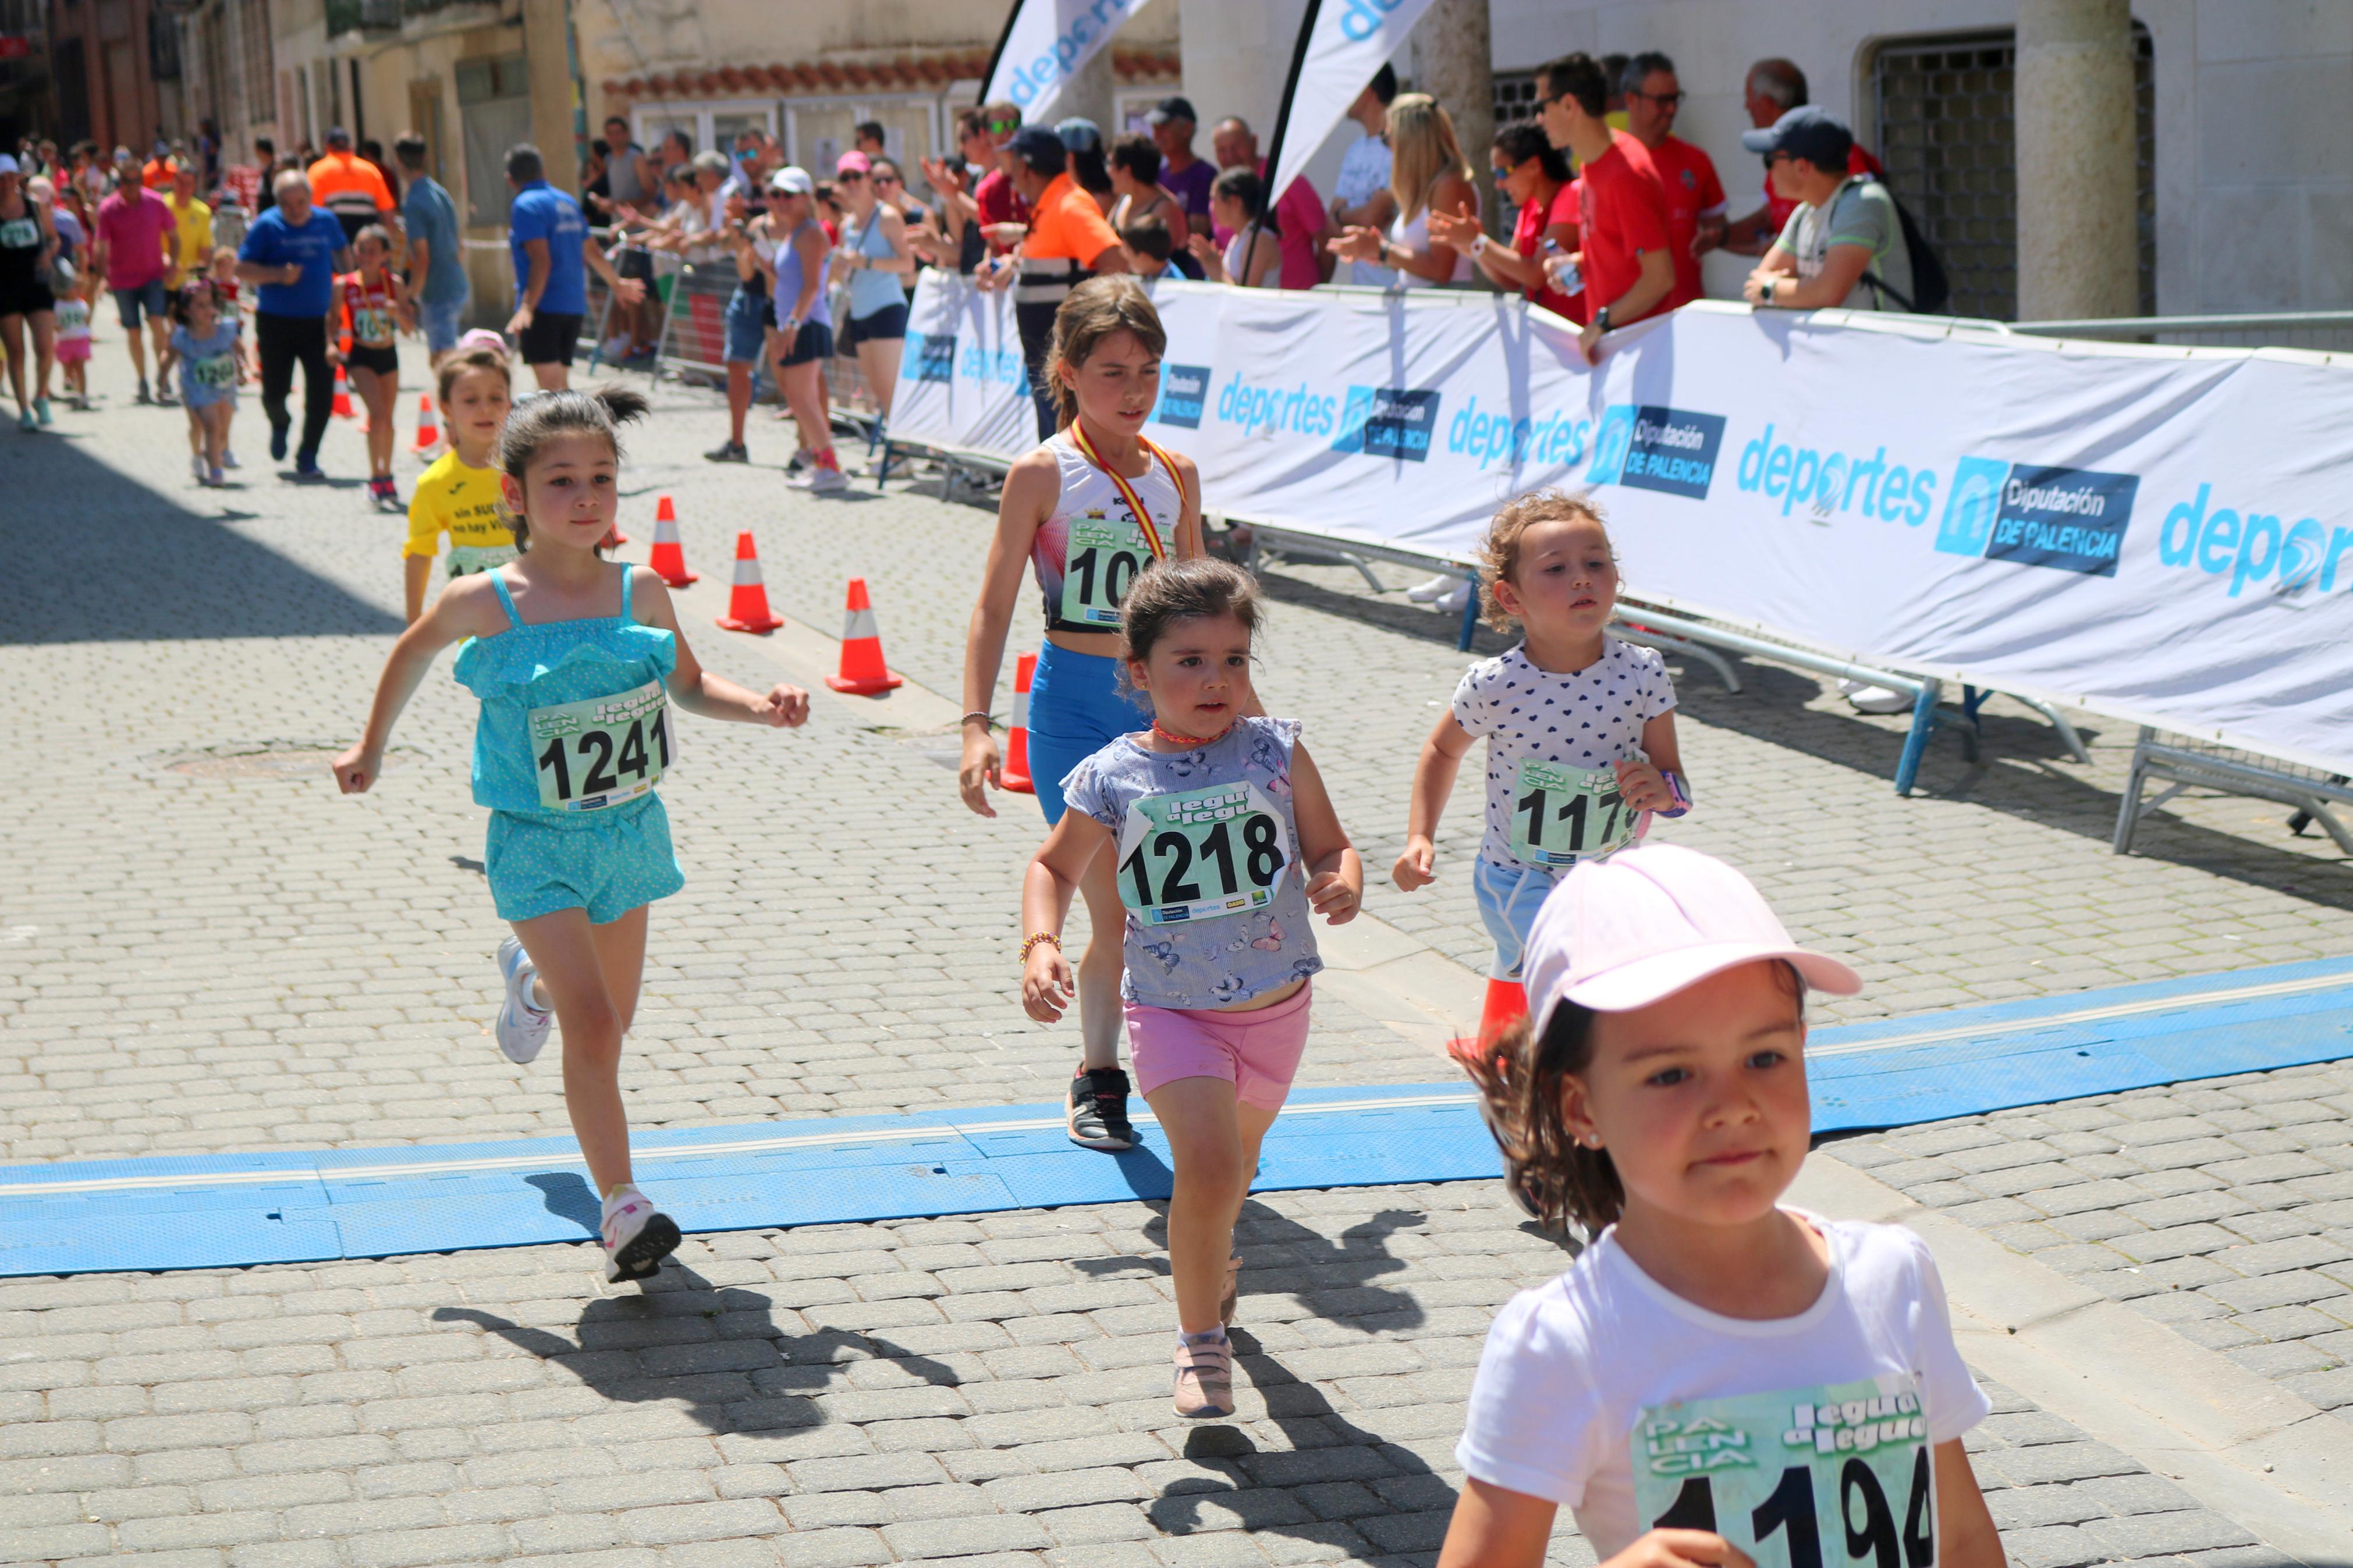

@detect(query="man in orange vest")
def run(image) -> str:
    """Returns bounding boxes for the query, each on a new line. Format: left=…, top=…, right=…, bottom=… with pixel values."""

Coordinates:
left=307, top=126, right=396, bottom=246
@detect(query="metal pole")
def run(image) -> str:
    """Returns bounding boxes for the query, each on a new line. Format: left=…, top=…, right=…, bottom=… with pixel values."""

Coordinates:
left=1894, top=678, right=1943, bottom=797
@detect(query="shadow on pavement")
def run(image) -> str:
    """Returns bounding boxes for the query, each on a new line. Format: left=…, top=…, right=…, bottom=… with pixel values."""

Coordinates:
left=434, top=1261, right=962, bottom=1439
left=1073, top=1201, right=1429, bottom=1331
left=0, top=425, right=403, bottom=644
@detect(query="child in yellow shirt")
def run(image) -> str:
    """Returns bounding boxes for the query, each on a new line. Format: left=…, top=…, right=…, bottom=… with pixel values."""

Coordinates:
left=404, top=344, right=516, bottom=622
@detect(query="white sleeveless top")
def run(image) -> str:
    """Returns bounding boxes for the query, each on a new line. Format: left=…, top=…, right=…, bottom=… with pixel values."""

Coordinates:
left=1032, top=429, right=1188, bottom=635
left=1389, top=189, right=1475, bottom=287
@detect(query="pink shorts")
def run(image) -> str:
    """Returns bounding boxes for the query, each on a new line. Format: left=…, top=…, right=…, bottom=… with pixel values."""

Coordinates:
left=1124, top=982, right=1312, bottom=1111
left=56, top=337, right=91, bottom=365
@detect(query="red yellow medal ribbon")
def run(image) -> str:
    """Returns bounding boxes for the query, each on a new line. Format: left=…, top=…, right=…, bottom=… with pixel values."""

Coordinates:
left=1067, top=421, right=1173, bottom=560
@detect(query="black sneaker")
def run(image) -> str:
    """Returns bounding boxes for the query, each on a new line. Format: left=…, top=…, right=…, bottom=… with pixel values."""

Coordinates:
left=268, top=419, right=289, bottom=461
left=1067, top=1067, right=1135, bottom=1151
left=704, top=440, right=748, bottom=463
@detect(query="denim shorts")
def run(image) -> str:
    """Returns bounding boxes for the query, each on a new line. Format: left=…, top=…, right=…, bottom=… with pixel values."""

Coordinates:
left=417, top=296, right=467, bottom=355
left=1025, top=641, right=1149, bottom=825
left=485, top=795, right=684, bottom=925
left=1471, top=858, right=1564, bottom=982
left=723, top=287, right=772, bottom=364
left=114, top=276, right=168, bottom=329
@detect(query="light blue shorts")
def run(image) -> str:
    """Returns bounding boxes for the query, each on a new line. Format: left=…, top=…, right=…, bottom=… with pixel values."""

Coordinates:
left=417, top=296, right=469, bottom=355
left=485, top=795, right=684, bottom=925
left=1472, top=858, right=1563, bottom=982
left=1027, top=641, right=1150, bottom=826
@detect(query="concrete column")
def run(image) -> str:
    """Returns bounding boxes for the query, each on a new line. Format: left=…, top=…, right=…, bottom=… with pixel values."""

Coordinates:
left=1056, top=30, right=1117, bottom=136
left=2015, top=0, right=2136, bottom=319
left=520, top=0, right=579, bottom=194
left=1174, top=0, right=1307, bottom=150
left=1414, top=0, right=1494, bottom=215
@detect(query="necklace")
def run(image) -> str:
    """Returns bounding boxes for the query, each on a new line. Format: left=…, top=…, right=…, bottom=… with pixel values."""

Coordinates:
left=1151, top=717, right=1233, bottom=749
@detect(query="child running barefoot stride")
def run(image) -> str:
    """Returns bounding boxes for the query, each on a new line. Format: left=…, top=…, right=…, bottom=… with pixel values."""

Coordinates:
left=1440, top=844, right=2006, bottom=1568
left=1395, top=491, right=1687, bottom=1048
left=332, top=386, right=812, bottom=1283
left=1021, top=559, right=1363, bottom=1418
left=402, top=344, right=516, bottom=622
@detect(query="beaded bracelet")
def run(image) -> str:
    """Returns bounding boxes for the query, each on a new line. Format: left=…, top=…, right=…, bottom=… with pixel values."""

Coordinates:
left=1018, top=931, right=1062, bottom=962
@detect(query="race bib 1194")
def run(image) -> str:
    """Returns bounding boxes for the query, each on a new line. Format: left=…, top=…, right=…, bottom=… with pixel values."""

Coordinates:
left=1631, top=1377, right=1936, bottom=1568
left=530, top=679, right=671, bottom=812
left=1117, top=780, right=1290, bottom=926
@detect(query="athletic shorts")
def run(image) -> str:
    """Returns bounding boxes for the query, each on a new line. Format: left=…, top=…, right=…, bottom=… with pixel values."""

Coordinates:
left=345, top=342, right=399, bottom=377
left=1126, top=982, right=1312, bottom=1111
left=723, top=287, right=772, bottom=365
left=1472, top=858, right=1563, bottom=983
left=113, top=276, right=168, bottom=328
left=0, top=276, right=55, bottom=318
left=842, top=301, right=908, bottom=347
left=519, top=309, right=584, bottom=367
left=1026, top=640, right=1149, bottom=826
left=484, top=795, right=683, bottom=925
left=777, top=318, right=833, bottom=368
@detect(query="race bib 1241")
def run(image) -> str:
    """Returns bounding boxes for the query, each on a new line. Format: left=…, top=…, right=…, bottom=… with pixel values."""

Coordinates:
left=1630, top=1376, right=1936, bottom=1568
left=530, top=679, right=671, bottom=812
left=1117, top=780, right=1289, bottom=926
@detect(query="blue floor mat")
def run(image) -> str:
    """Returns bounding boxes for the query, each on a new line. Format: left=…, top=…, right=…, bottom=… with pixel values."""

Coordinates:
left=2, top=958, right=2348, bottom=1277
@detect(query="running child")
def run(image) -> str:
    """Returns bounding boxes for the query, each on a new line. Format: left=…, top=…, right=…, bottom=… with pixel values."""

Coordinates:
left=1439, top=842, right=2004, bottom=1568
left=1394, top=491, right=1687, bottom=1045
left=332, top=222, right=413, bottom=510
left=332, top=386, right=812, bottom=1283
left=208, top=246, right=253, bottom=392
left=52, top=268, right=91, bottom=411
left=1021, top=559, right=1363, bottom=1418
left=168, top=279, right=240, bottom=486
left=403, top=343, right=516, bottom=622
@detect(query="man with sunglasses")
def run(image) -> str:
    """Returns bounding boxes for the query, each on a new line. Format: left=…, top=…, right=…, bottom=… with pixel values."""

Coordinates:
left=1738, top=106, right=1913, bottom=314
left=1533, top=52, right=1674, bottom=364
left=1619, top=52, right=1723, bottom=307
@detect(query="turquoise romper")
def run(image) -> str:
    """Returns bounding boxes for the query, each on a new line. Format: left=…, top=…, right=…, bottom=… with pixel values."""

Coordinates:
left=455, top=563, right=686, bottom=925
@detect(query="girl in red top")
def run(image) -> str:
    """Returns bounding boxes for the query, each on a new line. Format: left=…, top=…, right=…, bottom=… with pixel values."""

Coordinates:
left=331, top=222, right=413, bottom=511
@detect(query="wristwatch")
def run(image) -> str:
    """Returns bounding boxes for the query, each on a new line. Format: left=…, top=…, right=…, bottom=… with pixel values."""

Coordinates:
left=1471, top=233, right=1489, bottom=258
left=782, top=315, right=799, bottom=331
left=1593, top=305, right=1613, bottom=332
left=1761, top=278, right=1777, bottom=305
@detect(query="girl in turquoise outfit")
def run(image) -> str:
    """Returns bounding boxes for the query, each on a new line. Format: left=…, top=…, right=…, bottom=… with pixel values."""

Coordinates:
left=334, top=386, right=811, bottom=1283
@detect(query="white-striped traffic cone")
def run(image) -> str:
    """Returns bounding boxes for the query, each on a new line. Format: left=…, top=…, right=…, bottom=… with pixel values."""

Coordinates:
left=714, top=531, right=783, bottom=633
left=1002, top=650, right=1035, bottom=794
left=824, top=578, right=904, bottom=694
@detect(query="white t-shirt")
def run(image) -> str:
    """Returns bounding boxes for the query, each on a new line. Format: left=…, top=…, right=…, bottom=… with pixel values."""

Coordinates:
left=1456, top=1213, right=1991, bottom=1560
left=1450, top=638, right=1676, bottom=870
left=1335, top=131, right=1394, bottom=287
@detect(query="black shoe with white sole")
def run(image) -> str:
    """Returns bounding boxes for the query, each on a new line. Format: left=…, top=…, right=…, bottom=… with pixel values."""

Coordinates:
left=1067, top=1067, right=1136, bottom=1151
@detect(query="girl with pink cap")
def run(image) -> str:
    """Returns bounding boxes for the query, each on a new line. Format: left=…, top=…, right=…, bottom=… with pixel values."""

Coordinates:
left=1440, top=842, right=2004, bottom=1568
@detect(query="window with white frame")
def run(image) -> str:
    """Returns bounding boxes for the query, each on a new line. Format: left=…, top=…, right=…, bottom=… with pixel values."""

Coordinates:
left=633, top=101, right=776, bottom=163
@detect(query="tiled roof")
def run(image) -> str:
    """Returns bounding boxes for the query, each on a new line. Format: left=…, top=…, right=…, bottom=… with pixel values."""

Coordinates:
left=602, top=47, right=1181, bottom=100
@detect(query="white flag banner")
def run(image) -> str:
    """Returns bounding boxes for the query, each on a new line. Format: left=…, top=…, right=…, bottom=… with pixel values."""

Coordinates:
left=1268, top=0, right=1439, bottom=203
left=891, top=273, right=2353, bottom=774
left=982, top=0, right=1162, bottom=123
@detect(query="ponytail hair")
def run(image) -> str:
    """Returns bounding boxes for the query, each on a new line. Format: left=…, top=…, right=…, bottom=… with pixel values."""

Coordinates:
left=1046, top=273, right=1166, bottom=430
left=494, top=385, right=651, bottom=551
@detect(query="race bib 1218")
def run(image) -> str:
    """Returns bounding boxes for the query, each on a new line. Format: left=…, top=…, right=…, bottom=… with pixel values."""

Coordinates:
left=1631, top=1377, right=1936, bottom=1568
left=1117, top=780, right=1289, bottom=926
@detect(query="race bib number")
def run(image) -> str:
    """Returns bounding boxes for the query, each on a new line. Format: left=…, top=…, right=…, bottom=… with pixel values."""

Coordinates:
left=353, top=307, right=396, bottom=343
left=447, top=543, right=518, bottom=577
left=190, top=353, right=236, bottom=388
left=1117, top=781, right=1289, bottom=926
left=1059, top=514, right=1152, bottom=627
left=1510, top=759, right=1636, bottom=867
left=1632, top=1378, right=1936, bottom=1568
left=0, top=218, right=36, bottom=248
left=530, top=679, right=672, bottom=812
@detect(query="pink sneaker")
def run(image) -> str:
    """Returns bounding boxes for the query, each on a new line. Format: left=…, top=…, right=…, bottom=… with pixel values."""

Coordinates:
left=1173, top=1335, right=1234, bottom=1418
left=599, top=1187, right=680, bottom=1283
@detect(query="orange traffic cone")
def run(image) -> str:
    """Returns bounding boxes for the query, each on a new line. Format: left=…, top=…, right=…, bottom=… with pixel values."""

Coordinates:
left=825, top=578, right=904, bottom=694
left=410, top=394, right=439, bottom=453
left=332, top=364, right=354, bottom=420
left=648, top=496, right=698, bottom=587
left=1001, top=651, right=1036, bottom=794
left=714, top=531, right=784, bottom=633
left=1445, top=979, right=1528, bottom=1068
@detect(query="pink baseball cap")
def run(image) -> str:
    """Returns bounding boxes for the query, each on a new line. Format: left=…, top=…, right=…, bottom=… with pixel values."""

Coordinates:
left=835, top=150, right=871, bottom=176
left=1524, top=843, right=1859, bottom=1030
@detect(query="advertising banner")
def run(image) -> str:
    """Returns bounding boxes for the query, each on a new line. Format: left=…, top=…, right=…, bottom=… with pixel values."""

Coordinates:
left=981, top=0, right=1163, bottom=123
left=1266, top=0, right=1440, bottom=211
left=892, top=275, right=2353, bottom=773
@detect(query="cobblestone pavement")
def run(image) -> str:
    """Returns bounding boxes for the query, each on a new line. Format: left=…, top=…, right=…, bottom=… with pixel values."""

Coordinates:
left=1, top=345, right=2348, bottom=1565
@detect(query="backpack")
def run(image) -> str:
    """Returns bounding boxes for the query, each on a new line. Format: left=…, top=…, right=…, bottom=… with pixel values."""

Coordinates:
left=1857, top=176, right=1950, bottom=315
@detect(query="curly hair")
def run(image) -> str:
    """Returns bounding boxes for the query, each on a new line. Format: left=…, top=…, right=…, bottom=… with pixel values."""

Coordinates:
left=1476, top=489, right=1614, bottom=632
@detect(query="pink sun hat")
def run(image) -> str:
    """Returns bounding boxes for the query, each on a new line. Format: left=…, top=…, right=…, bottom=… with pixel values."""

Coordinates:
left=1524, top=843, right=1860, bottom=1032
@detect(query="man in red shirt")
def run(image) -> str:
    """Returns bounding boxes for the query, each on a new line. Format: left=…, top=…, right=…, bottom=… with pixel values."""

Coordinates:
left=94, top=148, right=180, bottom=403
left=1535, top=53, right=1674, bottom=363
left=969, top=101, right=1034, bottom=288
left=1209, top=116, right=1331, bottom=290
left=1619, top=51, right=1724, bottom=308
left=1720, top=59, right=1884, bottom=255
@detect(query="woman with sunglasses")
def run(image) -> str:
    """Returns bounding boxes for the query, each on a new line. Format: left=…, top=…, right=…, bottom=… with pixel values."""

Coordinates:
left=869, top=159, right=931, bottom=299
left=1428, top=124, right=1582, bottom=322
left=832, top=150, right=912, bottom=426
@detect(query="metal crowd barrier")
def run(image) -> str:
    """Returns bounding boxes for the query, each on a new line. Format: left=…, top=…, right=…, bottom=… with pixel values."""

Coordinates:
left=2008, top=310, right=2353, bottom=357
left=2115, top=733, right=2353, bottom=857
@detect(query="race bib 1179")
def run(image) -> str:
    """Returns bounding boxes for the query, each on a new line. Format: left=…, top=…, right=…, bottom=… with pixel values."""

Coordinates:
left=1631, top=1377, right=1936, bottom=1568
left=1509, top=759, right=1637, bottom=867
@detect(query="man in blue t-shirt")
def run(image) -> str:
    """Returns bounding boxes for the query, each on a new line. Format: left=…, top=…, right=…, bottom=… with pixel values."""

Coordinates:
left=394, top=132, right=469, bottom=357
left=236, top=168, right=352, bottom=478
left=502, top=143, right=644, bottom=390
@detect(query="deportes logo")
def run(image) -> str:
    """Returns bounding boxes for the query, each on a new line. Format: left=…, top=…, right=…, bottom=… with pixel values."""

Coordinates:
left=902, top=333, right=956, bottom=385
left=1586, top=404, right=1727, bottom=500
left=1337, top=0, right=1411, bottom=42
left=1937, top=459, right=2137, bottom=578
left=2159, top=483, right=2346, bottom=599
left=1330, top=385, right=1442, bottom=461
left=1152, top=364, right=1211, bottom=429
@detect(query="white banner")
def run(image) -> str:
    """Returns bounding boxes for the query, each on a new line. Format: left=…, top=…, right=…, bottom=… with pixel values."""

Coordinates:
left=982, top=0, right=1162, bottom=123
left=1268, top=0, right=1438, bottom=205
left=889, top=275, right=2353, bottom=774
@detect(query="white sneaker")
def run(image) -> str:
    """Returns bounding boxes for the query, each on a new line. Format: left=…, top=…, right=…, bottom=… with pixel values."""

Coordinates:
left=1432, top=580, right=1472, bottom=614
left=190, top=453, right=206, bottom=481
left=1839, top=679, right=1914, bottom=715
left=1405, top=574, right=1460, bottom=603
left=494, top=936, right=553, bottom=1065
left=806, top=465, right=848, bottom=494
left=601, top=1186, right=681, bottom=1282
left=222, top=449, right=240, bottom=470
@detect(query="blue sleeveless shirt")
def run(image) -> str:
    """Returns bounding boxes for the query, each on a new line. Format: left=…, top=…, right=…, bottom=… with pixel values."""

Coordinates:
left=453, top=563, right=678, bottom=825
